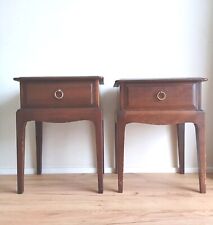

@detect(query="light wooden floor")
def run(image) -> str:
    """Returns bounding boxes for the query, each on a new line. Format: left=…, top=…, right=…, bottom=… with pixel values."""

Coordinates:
left=1, top=173, right=213, bottom=225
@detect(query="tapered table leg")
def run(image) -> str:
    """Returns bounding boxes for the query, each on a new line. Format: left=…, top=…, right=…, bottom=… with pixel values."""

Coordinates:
left=115, top=122, right=118, bottom=174
left=117, top=119, right=125, bottom=193
left=102, top=120, right=104, bottom=174
left=177, top=123, right=185, bottom=174
left=35, top=121, right=42, bottom=175
left=16, top=111, right=26, bottom=194
left=195, top=121, right=206, bottom=193
left=94, top=114, right=104, bottom=193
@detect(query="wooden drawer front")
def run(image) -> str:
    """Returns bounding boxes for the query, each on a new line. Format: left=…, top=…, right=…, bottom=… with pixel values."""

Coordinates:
left=21, top=81, right=98, bottom=108
left=122, top=83, right=200, bottom=110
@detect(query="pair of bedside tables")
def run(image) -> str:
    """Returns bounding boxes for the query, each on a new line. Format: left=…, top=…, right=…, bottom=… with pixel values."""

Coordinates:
left=14, top=76, right=207, bottom=194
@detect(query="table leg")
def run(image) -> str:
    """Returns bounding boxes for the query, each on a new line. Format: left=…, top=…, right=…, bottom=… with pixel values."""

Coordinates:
left=35, top=121, right=42, bottom=175
left=114, top=122, right=118, bottom=174
left=177, top=123, right=185, bottom=174
left=117, top=119, right=125, bottom=193
left=16, top=111, right=27, bottom=194
left=94, top=116, right=104, bottom=193
left=102, top=120, right=104, bottom=174
left=194, top=121, right=206, bottom=193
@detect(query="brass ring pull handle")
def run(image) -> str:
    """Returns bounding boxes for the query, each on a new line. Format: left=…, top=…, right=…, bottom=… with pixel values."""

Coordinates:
left=157, top=91, right=167, bottom=101
left=54, top=89, right=64, bottom=100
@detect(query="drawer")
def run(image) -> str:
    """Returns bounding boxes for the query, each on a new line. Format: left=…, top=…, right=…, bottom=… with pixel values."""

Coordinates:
left=121, top=82, right=200, bottom=110
left=20, top=81, right=98, bottom=108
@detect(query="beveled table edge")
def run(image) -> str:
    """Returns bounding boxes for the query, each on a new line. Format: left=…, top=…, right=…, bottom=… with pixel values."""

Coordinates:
left=113, top=77, right=207, bottom=87
left=13, top=76, right=104, bottom=84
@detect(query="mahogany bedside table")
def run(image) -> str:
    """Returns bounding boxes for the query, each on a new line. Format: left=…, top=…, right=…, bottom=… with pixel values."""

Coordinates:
left=14, top=76, right=104, bottom=194
left=114, top=78, right=207, bottom=193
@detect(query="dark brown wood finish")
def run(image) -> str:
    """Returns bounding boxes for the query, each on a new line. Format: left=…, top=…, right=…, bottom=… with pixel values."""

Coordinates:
left=114, top=78, right=207, bottom=193
left=15, top=76, right=104, bottom=194
left=35, top=121, right=42, bottom=175
left=177, top=123, right=185, bottom=174
left=113, top=77, right=207, bottom=87
left=15, top=77, right=103, bottom=108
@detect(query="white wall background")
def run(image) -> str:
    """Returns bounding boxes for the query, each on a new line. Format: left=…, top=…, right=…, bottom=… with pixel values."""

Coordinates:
left=0, top=0, right=212, bottom=174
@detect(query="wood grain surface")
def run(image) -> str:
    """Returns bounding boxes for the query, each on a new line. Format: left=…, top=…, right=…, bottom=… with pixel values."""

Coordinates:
left=0, top=173, right=213, bottom=225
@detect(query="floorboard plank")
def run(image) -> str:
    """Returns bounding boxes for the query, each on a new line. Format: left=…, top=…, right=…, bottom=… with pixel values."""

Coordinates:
left=0, top=174, right=213, bottom=225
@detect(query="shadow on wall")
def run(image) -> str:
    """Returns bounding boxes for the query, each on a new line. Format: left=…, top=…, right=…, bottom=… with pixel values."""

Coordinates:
left=169, top=125, right=179, bottom=169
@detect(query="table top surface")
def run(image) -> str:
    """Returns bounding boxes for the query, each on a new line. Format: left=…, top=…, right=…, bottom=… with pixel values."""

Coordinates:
left=14, top=76, right=104, bottom=84
left=114, top=77, right=207, bottom=87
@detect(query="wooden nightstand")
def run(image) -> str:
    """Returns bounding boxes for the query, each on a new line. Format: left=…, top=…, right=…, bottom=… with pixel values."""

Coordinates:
left=14, top=76, right=104, bottom=194
left=114, top=78, right=207, bottom=193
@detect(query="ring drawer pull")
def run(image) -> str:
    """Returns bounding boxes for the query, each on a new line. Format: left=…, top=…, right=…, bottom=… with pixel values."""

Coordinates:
left=54, top=89, right=64, bottom=100
left=157, top=91, right=167, bottom=101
